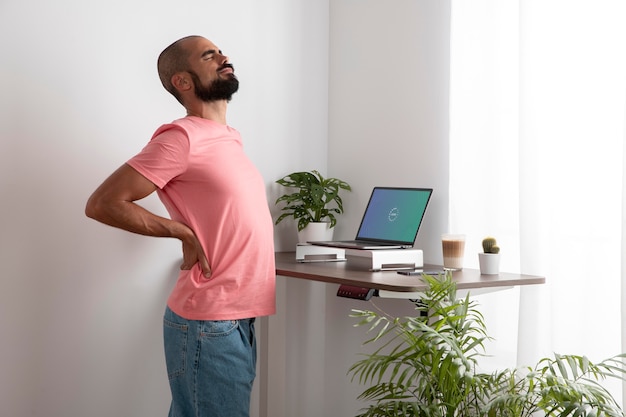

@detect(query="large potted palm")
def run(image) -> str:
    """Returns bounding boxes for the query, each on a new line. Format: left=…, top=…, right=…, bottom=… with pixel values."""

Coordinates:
left=350, top=273, right=626, bottom=416
left=274, top=170, right=351, bottom=243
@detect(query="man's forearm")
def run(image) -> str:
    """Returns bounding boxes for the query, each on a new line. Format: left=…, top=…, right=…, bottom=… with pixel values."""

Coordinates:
left=85, top=198, right=193, bottom=242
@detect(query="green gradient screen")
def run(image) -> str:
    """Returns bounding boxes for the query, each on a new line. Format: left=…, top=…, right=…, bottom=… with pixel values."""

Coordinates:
left=356, top=188, right=432, bottom=243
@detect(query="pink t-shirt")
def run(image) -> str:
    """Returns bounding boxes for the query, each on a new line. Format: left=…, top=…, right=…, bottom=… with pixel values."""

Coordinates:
left=127, top=116, right=276, bottom=320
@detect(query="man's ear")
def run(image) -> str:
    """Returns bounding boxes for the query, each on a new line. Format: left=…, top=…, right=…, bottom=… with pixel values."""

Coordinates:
left=171, top=73, right=191, bottom=93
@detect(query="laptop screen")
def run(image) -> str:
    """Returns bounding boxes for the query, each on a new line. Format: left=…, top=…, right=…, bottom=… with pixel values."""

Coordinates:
left=355, top=187, right=432, bottom=244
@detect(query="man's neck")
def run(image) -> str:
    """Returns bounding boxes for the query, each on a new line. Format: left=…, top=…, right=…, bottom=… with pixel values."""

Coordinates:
left=185, top=100, right=228, bottom=125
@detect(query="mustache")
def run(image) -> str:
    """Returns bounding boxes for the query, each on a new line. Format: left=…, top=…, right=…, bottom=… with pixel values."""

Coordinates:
left=219, top=63, right=235, bottom=72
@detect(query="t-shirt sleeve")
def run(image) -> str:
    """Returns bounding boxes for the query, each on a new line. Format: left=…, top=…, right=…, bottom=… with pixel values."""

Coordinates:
left=127, top=124, right=190, bottom=189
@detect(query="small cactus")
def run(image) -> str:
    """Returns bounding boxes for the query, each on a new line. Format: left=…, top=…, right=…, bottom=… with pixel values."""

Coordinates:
left=482, top=237, right=500, bottom=254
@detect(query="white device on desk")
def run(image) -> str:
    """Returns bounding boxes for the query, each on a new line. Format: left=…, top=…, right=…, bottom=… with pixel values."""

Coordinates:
left=345, top=248, right=423, bottom=271
left=295, top=243, right=346, bottom=262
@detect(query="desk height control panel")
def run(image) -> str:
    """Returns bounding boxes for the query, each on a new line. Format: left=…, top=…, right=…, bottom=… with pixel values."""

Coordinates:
left=336, top=284, right=377, bottom=301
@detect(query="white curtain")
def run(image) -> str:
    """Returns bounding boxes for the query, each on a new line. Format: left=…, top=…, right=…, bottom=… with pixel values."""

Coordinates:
left=450, top=0, right=626, bottom=403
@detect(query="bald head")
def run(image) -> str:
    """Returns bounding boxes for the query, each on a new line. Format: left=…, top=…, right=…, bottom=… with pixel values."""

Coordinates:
left=157, top=36, right=202, bottom=103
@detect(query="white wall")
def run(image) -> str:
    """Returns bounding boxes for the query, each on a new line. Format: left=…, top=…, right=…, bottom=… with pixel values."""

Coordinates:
left=329, top=0, right=450, bottom=259
left=266, top=2, right=452, bottom=416
left=0, top=0, right=451, bottom=416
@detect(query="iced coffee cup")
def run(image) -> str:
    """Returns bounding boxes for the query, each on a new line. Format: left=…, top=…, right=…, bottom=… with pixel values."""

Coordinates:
left=442, top=234, right=465, bottom=271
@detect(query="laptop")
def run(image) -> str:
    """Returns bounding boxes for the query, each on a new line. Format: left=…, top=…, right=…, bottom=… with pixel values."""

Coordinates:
left=309, top=187, right=433, bottom=250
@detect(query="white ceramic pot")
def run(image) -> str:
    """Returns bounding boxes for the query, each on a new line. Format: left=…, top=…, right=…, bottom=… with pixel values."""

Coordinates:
left=478, top=253, right=500, bottom=275
left=297, top=222, right=334, bottom=244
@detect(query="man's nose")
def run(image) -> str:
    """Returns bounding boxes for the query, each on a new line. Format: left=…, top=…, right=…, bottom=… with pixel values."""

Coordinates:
left=218, top=52, right=229, bottom=64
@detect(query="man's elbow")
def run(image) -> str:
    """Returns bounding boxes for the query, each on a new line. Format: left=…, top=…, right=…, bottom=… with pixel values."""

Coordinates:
left=85, top=194, right=104, bottom=221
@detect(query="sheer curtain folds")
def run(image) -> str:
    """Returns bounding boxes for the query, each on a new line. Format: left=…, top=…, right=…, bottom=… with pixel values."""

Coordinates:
left=450, top=0, right=626, bottom=403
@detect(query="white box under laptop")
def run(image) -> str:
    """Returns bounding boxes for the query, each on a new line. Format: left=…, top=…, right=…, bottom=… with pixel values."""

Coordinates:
left=345, top=248, right=424, bottom=271
left=308, top=187, right=433, bottom=271
left=295, top=243, right=345, bottom=262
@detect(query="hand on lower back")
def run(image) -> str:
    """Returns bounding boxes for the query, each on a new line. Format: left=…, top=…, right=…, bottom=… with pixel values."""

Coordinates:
left=180, top=232, right=212, bottom=278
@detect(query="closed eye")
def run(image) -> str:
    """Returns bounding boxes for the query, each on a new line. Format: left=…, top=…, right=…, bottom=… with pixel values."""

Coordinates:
left=201, top=49, right=223, bottom=60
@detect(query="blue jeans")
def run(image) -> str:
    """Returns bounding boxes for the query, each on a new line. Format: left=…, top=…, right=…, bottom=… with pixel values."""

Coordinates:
left=163, top=307, right=257, bottom=417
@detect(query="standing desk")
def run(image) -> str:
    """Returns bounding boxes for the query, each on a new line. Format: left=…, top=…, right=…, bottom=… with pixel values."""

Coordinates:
left=260, top=252, right=545, bottom=417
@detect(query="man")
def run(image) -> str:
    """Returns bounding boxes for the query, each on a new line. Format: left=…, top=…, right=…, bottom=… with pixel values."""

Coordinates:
left=85, top=35, right=276, bottom=417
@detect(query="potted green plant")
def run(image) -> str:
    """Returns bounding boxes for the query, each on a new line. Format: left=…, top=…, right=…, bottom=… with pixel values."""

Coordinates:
left=479, top=236, right=500, bottom=275
left=274, top=170, right=351, bottom=243
left=350, top=273, right=626, bottom=417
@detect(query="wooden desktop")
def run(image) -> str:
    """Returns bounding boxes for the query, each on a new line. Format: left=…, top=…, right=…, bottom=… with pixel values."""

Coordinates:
left=275, top=251, right=545, bottom=293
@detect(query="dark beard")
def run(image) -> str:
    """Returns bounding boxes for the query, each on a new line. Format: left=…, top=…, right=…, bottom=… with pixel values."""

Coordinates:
left=189, top=67, right=239, bottom=102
